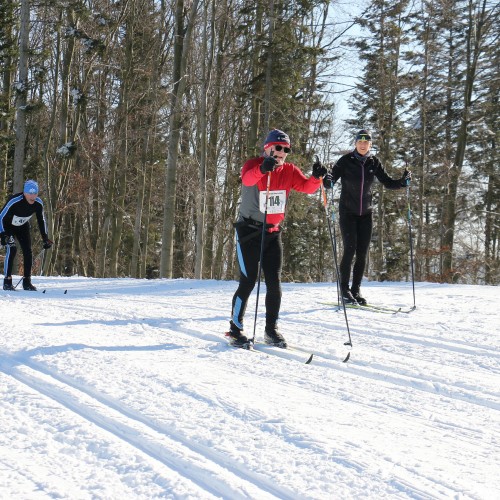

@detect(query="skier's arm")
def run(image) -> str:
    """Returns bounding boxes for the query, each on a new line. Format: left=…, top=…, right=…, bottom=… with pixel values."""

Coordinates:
left=323, top=159, right=343, bottom=189
left=35, top=200, right=49, bottom=239
left=290, top=165, right=321, bottom=194
left=0, top=200, right=12, bottom=234
left=374, top=158, right=409, bottom=190
left=241, top=158, right=267, bottom=186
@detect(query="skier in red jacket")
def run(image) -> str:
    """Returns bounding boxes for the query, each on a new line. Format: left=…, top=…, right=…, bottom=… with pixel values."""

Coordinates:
left=227, top=129, right=326, bottom=348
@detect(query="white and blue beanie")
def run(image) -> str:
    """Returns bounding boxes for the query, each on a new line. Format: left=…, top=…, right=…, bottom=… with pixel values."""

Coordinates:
left=24, top=179, right=39, bottom=194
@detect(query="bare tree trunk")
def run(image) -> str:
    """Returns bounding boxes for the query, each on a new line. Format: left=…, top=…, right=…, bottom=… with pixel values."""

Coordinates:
left=247, top=0, right=264, bottom=154
left=194, top=0, right=215, bottom=279
left=13, top=0, right=30, bottom=192
left=373, top=6, right=388, bottom=280
left=96, top=158, right=116, bottom=276
left=87, top=66, right=109, bottom=277
left=140, top=159, right=155, bottom=278
left=416, top=14, right=432, bottom=281
left=263, top=0, right=275, bottom=131
left=442, top=0, right=488, bottom=280
left=374, top=6, right=402, bottom=279
left=159, top=0, right=199, bottom=278
left=203, top=0, right=229, bottom=278
left=45, top=7, right=77, bottom=275
left=109, top=122, right=127, bottom=277
left=483, top=172, right=496, bottom=284
left=41, top=9, right=63, bottom=275
left=131, top=128, right=149, bottom=278
left=97, top=10, right=135, bottom=277
left=43, top=9, right=76, bottom=273
left=0, top=1, right=14, bottom=194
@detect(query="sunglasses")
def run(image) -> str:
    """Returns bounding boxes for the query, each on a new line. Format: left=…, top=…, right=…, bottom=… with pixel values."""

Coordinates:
left=273, top=145, right=291, bottom=153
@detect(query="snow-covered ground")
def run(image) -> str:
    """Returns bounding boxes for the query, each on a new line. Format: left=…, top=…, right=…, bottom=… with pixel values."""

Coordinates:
left=0, top=277, right=498, bottom=499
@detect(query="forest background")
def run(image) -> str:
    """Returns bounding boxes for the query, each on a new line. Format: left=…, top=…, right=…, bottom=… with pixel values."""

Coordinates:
left=0, top=0, right=498, bottom=285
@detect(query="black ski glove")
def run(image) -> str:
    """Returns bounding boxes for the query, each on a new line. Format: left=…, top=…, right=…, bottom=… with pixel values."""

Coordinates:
left=323, top=173, right=334, bottom=189
left=312, top=159, right=327, bottom=179
left=400, top=168, right=412, bottom=186
left=0, top=233, right=15, bottom=247
left=260, top=155, right=277, bottom=174
left=43, top=237, right=54, bottom=249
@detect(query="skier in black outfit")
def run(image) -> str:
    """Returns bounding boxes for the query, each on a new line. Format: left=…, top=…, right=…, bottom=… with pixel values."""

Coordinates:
left=0, top=180, right=53, bottom=291
left=323, top=130, right=411, bottom=305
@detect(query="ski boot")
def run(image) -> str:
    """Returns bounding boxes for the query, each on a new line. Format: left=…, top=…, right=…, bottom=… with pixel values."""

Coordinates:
left=350, top=287, right=367, bottom=305
left=3, top=278, right=15, bottom=291
left=226, top=321, right=253, bottom=349
left=341, top=286, right=357, bottom=305
left=264, top=326, right=287, bottom=348
left=23, top=277, right=37, bottom=291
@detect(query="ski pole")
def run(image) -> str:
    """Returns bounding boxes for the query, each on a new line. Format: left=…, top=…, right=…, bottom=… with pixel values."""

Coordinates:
left=38, top=248, right=46, bottom=276
left=329, top=187, right=340, bottom=305
left=320, top=166, right=352, bottom=362
left=405, top=167, right=417, bottom=310
left=251, top=170, right=272, bottom=343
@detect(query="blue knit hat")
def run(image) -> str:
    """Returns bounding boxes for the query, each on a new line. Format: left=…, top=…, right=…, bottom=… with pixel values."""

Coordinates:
left=23, top=179, right=39, bottom=194
left=263, top=129, right=291, bottom=149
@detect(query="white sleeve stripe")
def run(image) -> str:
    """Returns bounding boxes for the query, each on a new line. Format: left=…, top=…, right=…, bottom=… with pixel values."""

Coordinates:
left=0, top=195, right=24, bottom=233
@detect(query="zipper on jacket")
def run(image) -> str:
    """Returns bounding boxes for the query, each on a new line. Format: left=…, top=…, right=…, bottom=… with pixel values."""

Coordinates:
left=359, top=158, right=365, bottom=215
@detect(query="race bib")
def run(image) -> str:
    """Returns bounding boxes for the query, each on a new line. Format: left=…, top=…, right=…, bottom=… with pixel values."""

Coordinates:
left=259, top=189, right=286, bottom=214
left=12, top=214, right=33, bottom=226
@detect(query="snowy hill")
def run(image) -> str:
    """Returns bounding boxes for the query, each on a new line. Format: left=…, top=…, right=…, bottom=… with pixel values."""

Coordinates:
left=0, top=277, right=498, bottom=499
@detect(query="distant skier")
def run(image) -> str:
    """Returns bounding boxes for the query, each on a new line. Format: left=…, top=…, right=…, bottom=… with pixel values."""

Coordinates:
left=227, top=129, right=327, bottom=348
left=323, top=129, right=411, bottom=305
left=0, top=180, right=53, bottom=291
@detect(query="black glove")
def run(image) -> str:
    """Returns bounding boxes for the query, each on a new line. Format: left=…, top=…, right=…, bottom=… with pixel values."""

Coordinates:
left=312, top=159, right=327, bottom=179
left=323, top=173, right=334, bottom=189
left=260, top=155, right=277, bottom=174
left=43, top=237, right=53, bottom=249
left=401, top=168, right=412, bottom=186
left=0, top=233, right=16, bottom=247
left=1, top=233, right=15, bottom=247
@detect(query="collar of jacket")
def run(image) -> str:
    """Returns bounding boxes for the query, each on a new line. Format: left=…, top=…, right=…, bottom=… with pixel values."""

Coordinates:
left=353, top=150, right=373, bottom=161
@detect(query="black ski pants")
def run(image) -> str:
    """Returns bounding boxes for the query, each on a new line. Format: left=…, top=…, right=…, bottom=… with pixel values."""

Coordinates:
left=231, top=222, right=283, bottom=331
left=3, top=223, right=33, bottom=278
left=338, top=211, right=373, bottom=291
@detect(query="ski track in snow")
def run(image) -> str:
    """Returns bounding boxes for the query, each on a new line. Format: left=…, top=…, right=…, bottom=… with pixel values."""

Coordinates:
left=0, top=349, right=297, bottom=499
left=0, top=278, right=499, bottom=499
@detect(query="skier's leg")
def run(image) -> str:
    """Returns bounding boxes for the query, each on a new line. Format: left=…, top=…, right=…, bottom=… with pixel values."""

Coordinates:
left=262, top=232, right=283, bottom=331
left=3, top=235, right=17, bottom=289
left=16, top=224, right=33, bottom=278
left=231, top=225, right=261, bottom=331
left=3, top=238, right=17, bottom=277
left=351, top=213, right=373, bottom=292
left=339, top=211, right=358, bottom=302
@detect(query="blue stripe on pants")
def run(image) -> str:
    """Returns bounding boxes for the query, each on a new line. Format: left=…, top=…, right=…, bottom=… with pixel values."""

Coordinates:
left=232, top=297, right=243, bottom=329
left=236, top=233, right=247, bottom=277
left=4, top=245, right=10, bottom=275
